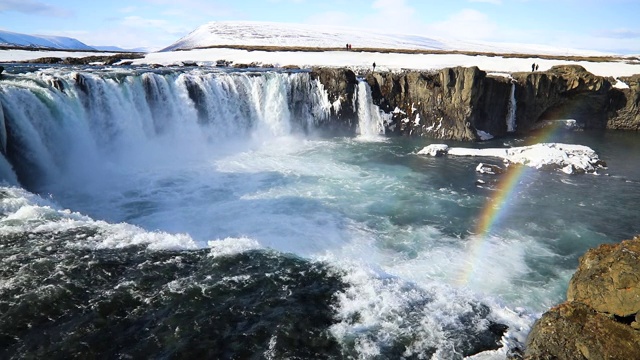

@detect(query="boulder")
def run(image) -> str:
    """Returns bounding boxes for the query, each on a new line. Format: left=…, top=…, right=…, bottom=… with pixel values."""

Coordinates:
left=475, top=163, right=504, bottom=175
left=525, top=236, right=640, bottom=359
left=26, top=57, right=63, bottom=64
left=567, top=236, right=640, bottom=317
left=525, top=302, right=640, bottom=360
left=0, top=65, right=4, bottom=76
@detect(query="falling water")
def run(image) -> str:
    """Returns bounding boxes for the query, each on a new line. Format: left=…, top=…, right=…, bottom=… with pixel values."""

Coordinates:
left=355, top=80, right=387, bottom=139
left=0, top=69, right=332, bottom=190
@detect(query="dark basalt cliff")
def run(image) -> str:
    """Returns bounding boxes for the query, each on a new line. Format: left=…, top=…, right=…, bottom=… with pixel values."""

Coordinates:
left=312, top=65, right=640, bottom=140
left=309, top=68, right=359, bottom=135
left=524, top=236, right=640, bottom=360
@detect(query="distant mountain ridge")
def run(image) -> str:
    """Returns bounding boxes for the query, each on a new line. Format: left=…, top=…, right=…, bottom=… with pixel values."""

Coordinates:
left=162, top=21, right=610, bottom=56
left=0, top=30, right=95, bottom=51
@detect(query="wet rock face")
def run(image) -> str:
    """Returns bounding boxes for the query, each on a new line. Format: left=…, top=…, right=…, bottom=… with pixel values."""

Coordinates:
left=512, top=65, right=614, bottom=132
left=567, top=236, right=640, bottom=318
left=608, top=74, right=640, bottom=130
left=314, top=65, right=640, bottom=141
left=525, top=236, right=640, bottom=359
left=364, top=67, right=512, bottom=141
left=525, top=302, right=640, bottom=360
left=309, top=67, right=358, bottom=135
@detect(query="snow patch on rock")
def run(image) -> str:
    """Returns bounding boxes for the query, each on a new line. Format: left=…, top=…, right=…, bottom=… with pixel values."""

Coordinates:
left=418, top=143, right=607, bottom=174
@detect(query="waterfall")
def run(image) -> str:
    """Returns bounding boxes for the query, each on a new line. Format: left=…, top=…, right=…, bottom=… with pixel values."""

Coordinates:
left=0, top=69, right=333, bottom=190
left=355, top=80, right=386, bottom=139
left=506, top=82, right=516, bottom=132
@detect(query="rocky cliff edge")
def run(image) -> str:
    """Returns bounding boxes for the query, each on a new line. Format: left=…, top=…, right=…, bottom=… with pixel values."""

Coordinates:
left=524, top=236, right=640, bottom=359
left=312, top=66, right=640, bottom=141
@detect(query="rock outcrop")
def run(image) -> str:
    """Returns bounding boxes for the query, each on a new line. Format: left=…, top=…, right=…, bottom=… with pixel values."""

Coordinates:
left=608, top=74, right=640, bottom=130
left=512, top=65, right=613, bottom=132
left=313, top=65, right=640, bottom=141
left=525, top=302, right=640, bottom=360
left=524, top=236, right=640, bottom=359
left=567, top=237, right=640, bottom=321
left=309, top=67, right=359, bottom=135
left=364, top=67, right=512, bottom=141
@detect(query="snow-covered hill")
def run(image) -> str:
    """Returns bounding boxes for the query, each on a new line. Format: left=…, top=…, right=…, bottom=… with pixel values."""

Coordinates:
left=162, top=21, right=609, bottom=57
left=92, top=45, right=149, bottom=53
left=0, top=30, right=95, bottom=51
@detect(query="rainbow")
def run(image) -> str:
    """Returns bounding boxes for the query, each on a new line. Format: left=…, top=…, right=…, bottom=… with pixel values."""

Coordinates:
left=458, top=120, right=572, bottom=285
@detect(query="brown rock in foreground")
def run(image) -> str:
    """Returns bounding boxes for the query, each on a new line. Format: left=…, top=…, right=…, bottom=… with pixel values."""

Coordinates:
left=525, top=236, right=640, bottom=359
left=567, top=236, right=640, bottom=318
left=525, top=302, right=640, bottom=360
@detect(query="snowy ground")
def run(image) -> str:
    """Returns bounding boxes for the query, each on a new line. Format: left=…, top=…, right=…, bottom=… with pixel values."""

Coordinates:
left=0, top=50, right=116, bottom=62
left=1, top=20, right=639, bottom=78
left=162, top=21, right=610, bottom=57
left=133, top=48, right=640, bottom=78
left=2, top=47, right=638, bottom=79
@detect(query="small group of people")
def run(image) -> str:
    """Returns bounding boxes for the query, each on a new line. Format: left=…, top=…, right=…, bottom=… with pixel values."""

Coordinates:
left=531, top=63, right=540, bottom=72
left=345, top=43, right=353, bottom=50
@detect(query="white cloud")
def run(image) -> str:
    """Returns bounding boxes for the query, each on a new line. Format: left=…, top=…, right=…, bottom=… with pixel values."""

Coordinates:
left=357, top=0, right=422, bottom=34
left=0, top=0, right=73, bottom=18
left=425, top=9, right=498, bottom=40
left=371, top=0, right=415, bottom=18
left=305, top=11, right=351, bottom=27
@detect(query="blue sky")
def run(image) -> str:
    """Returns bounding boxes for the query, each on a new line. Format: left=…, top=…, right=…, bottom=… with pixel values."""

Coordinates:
left=0, top=0, right=639, bottom=53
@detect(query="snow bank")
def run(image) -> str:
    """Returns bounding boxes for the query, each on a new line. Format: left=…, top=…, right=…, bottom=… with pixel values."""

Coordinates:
left=418, top=143, right=607, bottom=174
left=163, top=21, right=608, bottom=57
left=0, top=30, right=94, bottom=50
left=127, top=48, right=640, bottom=78
left=0, top=50, right=115, bottom=62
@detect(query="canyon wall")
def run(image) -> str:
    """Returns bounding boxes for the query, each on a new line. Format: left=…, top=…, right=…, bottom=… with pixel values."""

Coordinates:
left=312, top=65, right=640, bottom=140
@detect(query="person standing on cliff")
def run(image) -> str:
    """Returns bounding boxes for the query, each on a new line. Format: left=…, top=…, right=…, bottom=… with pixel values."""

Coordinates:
left=532, top=63, right=536, bottom=72
left=372, top=62, right=376, bottom=72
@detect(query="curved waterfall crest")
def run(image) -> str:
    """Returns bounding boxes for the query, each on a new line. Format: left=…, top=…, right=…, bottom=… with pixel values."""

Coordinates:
left=0, top=69, right=334, bottom=189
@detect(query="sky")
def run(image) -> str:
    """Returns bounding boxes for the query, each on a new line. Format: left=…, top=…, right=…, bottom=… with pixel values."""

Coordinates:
left=0, top=0, right=639, bottom=53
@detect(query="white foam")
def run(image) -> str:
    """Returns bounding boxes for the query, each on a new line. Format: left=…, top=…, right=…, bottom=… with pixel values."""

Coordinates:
left=0, top=186, right=199, bottom=250
left=208, top=237, right=262, bottom=257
